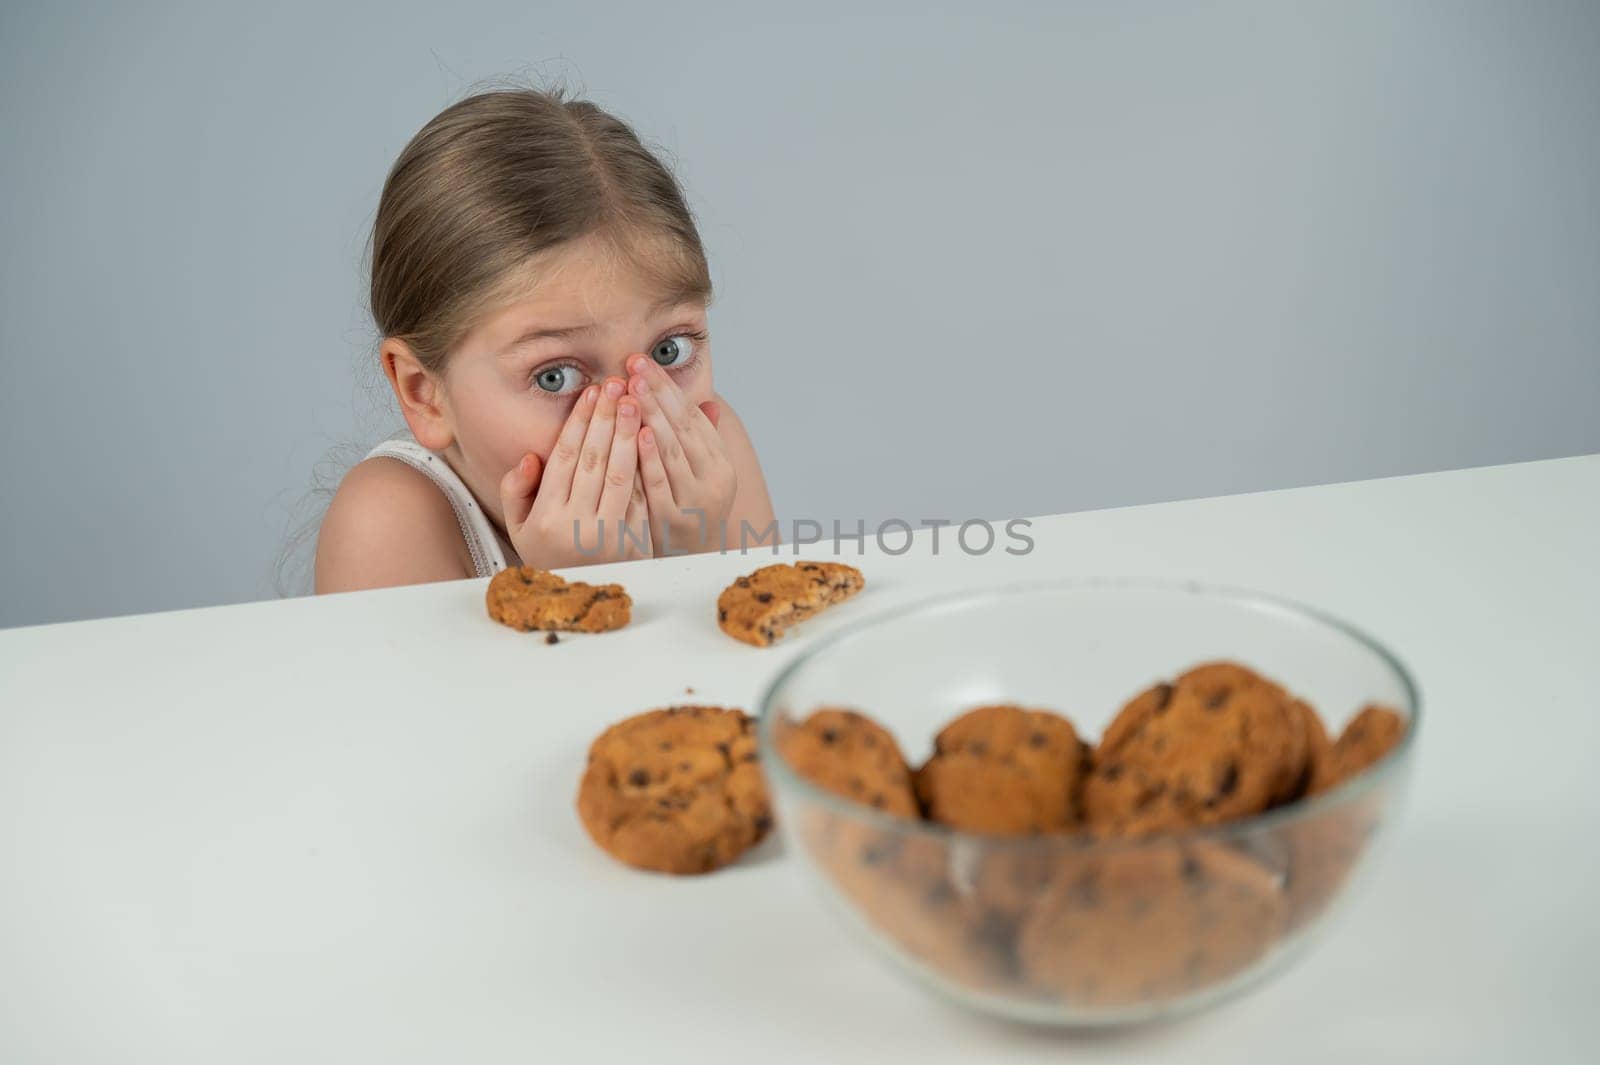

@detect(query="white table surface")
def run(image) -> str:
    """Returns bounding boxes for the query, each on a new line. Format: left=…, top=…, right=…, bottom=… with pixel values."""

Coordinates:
left=3, top=455, right=1597, bottom=1064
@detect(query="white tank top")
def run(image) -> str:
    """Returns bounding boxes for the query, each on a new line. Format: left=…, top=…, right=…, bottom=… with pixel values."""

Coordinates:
left=362, top=436, right=511, bottom=579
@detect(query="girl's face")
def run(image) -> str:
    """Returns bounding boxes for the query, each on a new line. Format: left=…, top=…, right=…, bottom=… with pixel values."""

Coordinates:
left=433, top=234, right=714, bottom=533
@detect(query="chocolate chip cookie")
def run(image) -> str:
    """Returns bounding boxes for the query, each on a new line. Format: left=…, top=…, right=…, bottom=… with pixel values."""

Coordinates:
left=805, top=817, right=1020, bottom=990
left=1016, top=842, right=1287, bottom=1007
left=716, top=561, right=865, bottom=647
left=576, top=706, right=772, bottom=874
left=487, top=565, right=631, bottom=633
left=1083, top=661, right=1310, bottom=836
left=915, top=704, right=1090, bottom=835
left=1310, top=703, right=1407, bottom=795
left=1271, top=703, right=1404, bottom=929
left=774, top=706, right=918, bottom=817
left=778, top=707, right=1019, bottom=984
left=1288, top=697, right=1333, bottom=801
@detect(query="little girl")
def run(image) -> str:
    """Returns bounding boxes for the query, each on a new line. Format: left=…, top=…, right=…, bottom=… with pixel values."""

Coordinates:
left=314, top=86, right=777, bottom=594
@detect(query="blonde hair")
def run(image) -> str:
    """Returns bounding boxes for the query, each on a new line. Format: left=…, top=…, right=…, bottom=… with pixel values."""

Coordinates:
left=274, top=77, right=714, bottom=596
left=371, top=83, right=714, bottom=376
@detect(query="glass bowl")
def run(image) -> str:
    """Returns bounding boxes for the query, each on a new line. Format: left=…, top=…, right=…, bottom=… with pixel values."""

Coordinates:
left=754, top=577, right=1419, bottom=1028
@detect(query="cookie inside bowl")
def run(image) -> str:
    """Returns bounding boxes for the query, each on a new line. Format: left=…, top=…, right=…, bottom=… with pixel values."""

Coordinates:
left=755, top=578, right=1418, bottom=1027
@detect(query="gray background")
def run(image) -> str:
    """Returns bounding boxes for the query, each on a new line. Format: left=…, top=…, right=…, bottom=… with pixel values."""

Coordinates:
left=2, top=0, right=1597, bottom=630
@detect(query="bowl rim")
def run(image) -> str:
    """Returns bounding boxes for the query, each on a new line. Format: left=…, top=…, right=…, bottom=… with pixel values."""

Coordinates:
left=753, top=575, right=1422, bottom=852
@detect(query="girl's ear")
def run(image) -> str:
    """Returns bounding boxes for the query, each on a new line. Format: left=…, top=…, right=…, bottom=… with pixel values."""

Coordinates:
left=381, top=338, right=454, bottom=450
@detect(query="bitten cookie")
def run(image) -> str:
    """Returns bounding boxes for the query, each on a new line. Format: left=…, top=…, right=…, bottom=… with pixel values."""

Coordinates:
left=487, top=566, right=631, bottom=633
left=1310, top=703, right=1407, bottom=795
left=774, top=707, right=918, bottom=816
left=1016, top=843, right=1287, bottom=1007
left=1083, top=661, right=1310, bottom=835
left=576, top=706, right=772, bottom=874
left=716, top=561, right=865, bottom=647
left=915, top=704, right=1090, bottom=835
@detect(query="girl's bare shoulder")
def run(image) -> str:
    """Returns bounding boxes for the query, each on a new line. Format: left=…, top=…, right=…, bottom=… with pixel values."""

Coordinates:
left=314, top=455, right=473, bottom=594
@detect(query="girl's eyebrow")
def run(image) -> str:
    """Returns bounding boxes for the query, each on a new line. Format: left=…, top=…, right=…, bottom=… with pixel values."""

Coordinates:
left=511, top=321, right=597, bottom=344
left=503, top=296, right=701, bottom=351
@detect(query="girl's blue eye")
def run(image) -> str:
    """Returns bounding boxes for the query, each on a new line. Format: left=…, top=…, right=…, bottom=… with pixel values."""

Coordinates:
left=531, top=330, right=706, bottom=396
left=533, top=364, right=582, bottom=395
left=651, top=332, right=703, bottom=368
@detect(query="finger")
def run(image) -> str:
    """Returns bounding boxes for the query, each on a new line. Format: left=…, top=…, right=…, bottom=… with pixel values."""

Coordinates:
left=700, top=400, right=720, bottom=430
left=627, top=355, right=714, bottom=476
left=628, top=372, right=697, bottom=493
left=637, top=425, right=677, bottom=547
left=622, top=472, right=652, bottom=558
left=597, top=394, right=642, bottom=523
left=569, top=377, right=625, bottom=513
left=498, top=452, right=543, bottom=531
left=536, top=384, right=599, bottom=510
